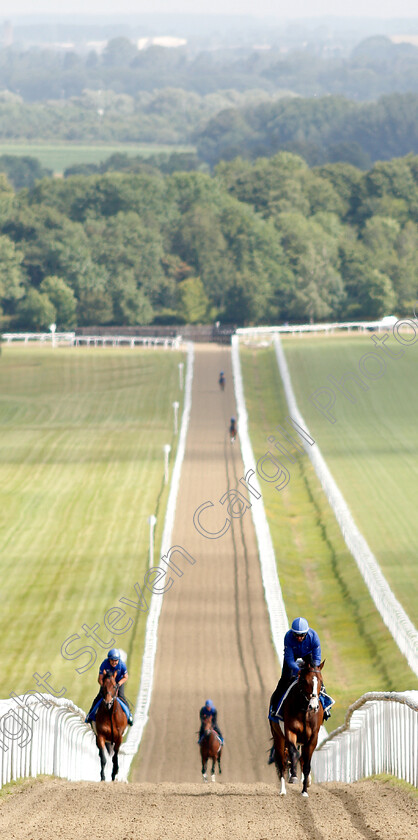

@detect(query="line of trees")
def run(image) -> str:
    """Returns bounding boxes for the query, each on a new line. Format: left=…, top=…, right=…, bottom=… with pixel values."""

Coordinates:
left=1, top=89, right=416, bottom=171
left=195, top=93, right=418, bottom=168
left=0, top=35, right=417, bottom=101
left=0, top=152, right=416, bottom=330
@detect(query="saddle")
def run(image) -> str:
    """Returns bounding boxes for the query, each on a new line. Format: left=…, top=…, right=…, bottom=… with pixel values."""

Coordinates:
left=89, top=696, right=131, bottom=724
left=268, top=683, right=335, bottom=723
left=268, top=679, right=298, bottom=722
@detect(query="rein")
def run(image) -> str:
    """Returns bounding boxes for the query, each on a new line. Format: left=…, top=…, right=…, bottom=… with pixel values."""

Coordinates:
left=296, top=669, right=322, bottom=712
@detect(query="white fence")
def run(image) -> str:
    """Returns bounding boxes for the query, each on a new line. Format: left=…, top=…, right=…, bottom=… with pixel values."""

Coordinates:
left=2, top=333, right=182, bottom=349
left=74, top=335, right=182, bottom=349
left=236, top=316, right=399, bottom=337
left=0, top=695, right=99, bottom=788
left=271, top=334, right=418, bottom=677
left=313, top=692, right=418, bottom=787
left=117, top=342, right=195, bottom=781
left=2, top=332, right=75, bottom=344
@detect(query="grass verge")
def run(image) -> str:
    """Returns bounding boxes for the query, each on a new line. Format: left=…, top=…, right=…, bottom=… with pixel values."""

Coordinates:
left=0, top=345, right=185, bottom=712
left=281, top=334, right=418, bottom=624
left=240, top=346, right=418, bottom=728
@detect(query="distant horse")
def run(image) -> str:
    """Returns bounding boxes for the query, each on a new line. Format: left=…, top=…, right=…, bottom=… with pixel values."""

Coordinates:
left=270, top=661, right=324, bottom=797
left=219, top=372, right=225, bottom=391
left=200, top=717, right=222, bottom=782
left=229, top=418, right=237, bottom=443
left=95, top=671, right=127, bottom=781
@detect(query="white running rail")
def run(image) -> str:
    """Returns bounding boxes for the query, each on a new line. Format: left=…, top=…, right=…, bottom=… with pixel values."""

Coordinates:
left=117, top=342, right=194, bottom=780
left=2, top=332, right=182, bottom=349
left=0, top=696, right=98, bottom=788
left=313, top=691, right=418, bottom=786
left=231, top=335, right=289, bottom=660
left=231, top=335, right=329, bottom=745
left=272, top=334, right=418, bottom=677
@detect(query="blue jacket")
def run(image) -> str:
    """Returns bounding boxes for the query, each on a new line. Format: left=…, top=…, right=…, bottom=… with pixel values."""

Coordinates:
left=283, top=629, right=321, bottom=677
left=200, top=705, right=217, bottom=726
left=99, top=658, right=127, bottom=683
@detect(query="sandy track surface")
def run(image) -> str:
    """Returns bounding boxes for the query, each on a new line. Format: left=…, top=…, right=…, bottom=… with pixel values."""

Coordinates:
left=0, top=778, right=416, bottom=840
left=133, top=345, right=279, bottom=783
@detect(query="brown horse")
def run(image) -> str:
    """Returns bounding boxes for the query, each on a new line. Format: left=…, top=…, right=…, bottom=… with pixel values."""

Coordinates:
left=200, top=718, right=222, bottom=782
left=270, top=661, right=324, bottom=797
left=95, top=672, right=128, bottom=781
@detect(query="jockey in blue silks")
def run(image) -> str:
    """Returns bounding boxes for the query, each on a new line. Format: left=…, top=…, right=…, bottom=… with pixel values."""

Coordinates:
left=268, top=617, right=332, bottom=763
left=198, top=699, right=224, bottom=744
left=85, top=648, right=133, bottom=726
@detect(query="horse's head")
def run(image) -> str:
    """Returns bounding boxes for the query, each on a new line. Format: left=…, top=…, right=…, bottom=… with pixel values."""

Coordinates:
left=202, top=717, right=213, bottom=737
left=298, top=660, right=324, bottom=713
left=101, top=671, right=118, bottom=710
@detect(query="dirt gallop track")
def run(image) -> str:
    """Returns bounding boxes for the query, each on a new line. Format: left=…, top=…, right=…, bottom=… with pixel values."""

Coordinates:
left=0, top=778, right=416, bottom=840
left=134, top=345, right=279, bottom=783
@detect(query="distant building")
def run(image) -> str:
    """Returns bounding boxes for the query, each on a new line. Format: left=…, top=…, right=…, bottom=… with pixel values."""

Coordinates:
left=137, top=36, right=187, bottom=50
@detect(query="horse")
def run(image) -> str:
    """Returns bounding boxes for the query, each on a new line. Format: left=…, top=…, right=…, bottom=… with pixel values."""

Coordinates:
left=95, top=671, right=128, bottom=781
left=199, top=717, right=222, bottom=782
left=219, top=373, right=225, bottom=391
left=270, top=660, right=324, bottom=797
left=229, top=419, right=237, bottom=443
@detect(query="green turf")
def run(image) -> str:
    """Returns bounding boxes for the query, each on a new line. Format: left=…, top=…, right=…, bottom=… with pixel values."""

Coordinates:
left=240, top=346, right=418, bottom=728
left=0, top=345, right=185, bottom=711
left=0, top=142, right=195, bottom=175
left=281, top=335, right=418, bottom=625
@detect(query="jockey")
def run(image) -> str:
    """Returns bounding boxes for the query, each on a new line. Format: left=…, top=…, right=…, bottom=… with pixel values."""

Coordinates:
left=198, top=699, right=224, bottom=744
left=219, top=371, right=225, bottom=384
left=268, top=617, right=331, bottom=763
left=269, top=618, right=324, bottom=716
left=85, top=648, right=133, bottom=726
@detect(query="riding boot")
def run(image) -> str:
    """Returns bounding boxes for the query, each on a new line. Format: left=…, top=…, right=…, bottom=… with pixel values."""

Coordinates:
left=213, top=724, right=223, bottom=743
left=118, top=684, right=134, bottom=725
left=85, top=690, right=103, bottom=723
left=268, top=745, right=276, bottom=765
left=269, top=674, right=292, bottom=716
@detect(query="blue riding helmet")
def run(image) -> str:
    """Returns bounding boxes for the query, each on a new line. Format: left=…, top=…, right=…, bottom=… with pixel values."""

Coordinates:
left=291, top=617, right=309, bottom=636
left=205, top=699, right=214, bottom=708
left=220, top=371, right=224, bottom=375
left=108, top=648, right=120, bottom=660
left=231, top=417, right=235, bottom=422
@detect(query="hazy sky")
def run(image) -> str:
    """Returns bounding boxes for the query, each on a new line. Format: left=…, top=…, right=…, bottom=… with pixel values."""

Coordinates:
left=4, top=1, right=418, bottom=19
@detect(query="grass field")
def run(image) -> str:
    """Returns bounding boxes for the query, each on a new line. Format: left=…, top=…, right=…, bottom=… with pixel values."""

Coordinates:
left=0, top=142, right=195, bottom=175
left=0, top=345, right=185, bottom=711
left=240, top=345, right=418, bottom=727
left=281, top=335, right=418, bottom=624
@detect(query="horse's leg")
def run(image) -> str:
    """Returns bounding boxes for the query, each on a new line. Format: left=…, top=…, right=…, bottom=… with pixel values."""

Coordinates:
left=96, top=734, right=107, bottom=782
left=211, top=758, right=216, bottom=782
left=301, top=747, right=312, bottom=797
left=112, top=736, right=122, bottom=781
left=287, top=732, right=299, bottom=784
left=218, top=750, right=222, bottom=774
left=271, top=724, right=287, bottom=796
left=301, top=734, right=318, bottom=797
left=201, top=749, right=208, bottom=782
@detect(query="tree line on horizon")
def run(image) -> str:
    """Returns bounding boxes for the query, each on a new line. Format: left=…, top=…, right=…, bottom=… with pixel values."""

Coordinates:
left=0, top=35, right=417, bottom=102
left=0, top=90, right=416, bottom=172
left=0, top=151, right=416, bottom=331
